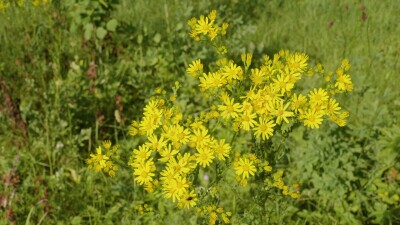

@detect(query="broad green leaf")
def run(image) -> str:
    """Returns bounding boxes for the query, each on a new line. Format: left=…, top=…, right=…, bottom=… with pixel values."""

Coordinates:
left=106, top=19, right=118, bottom=32
left=96, top=27, right=107, bottom=40
left=84, top=23, right=93, bottom=40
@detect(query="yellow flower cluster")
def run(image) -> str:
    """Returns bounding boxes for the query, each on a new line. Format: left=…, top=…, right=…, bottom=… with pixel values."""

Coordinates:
left=0, top=0, right=9, bottom=10
left=187, top=10, right=228, bottom=42
left=133, top=204, right=154, bottom=215
left=86, top=9, right=354, bottom=222
left=127, top=98, right=231, bottom=209
left=264, top=169, right=300, bottom=199
left=86, top=140, right=119, bottom=177
left=187, top=48, right=353, bottom=133
left=0, top=0, right=49, bottom=9
left=196, top=205, right=232, bottom=225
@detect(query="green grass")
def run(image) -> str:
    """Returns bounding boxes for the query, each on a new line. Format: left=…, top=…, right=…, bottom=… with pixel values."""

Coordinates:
left=0, top=0, right=399, bottom=224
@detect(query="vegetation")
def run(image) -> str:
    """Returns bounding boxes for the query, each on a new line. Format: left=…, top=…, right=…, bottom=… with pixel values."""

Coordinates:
left=0, top=0, right=399, bottom=224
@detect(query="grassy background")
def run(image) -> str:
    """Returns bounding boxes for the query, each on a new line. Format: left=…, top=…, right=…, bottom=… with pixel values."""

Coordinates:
left=0, top=0, right=399, bottom=224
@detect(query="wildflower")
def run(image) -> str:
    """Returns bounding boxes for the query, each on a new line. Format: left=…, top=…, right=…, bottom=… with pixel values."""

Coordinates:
left=195, top=147, right=215, bottom=167
left=131, top=144, right=152, bottom=165
left=286, top=52, right=308, bottom=73
left=102, top=140, right=112, bottom=150
left=335, top=74, right=352, bottom=91
left=291, top=93, right=307, bottom=113
left=221, top=62, right=243, bottom=81
left=212, top=139, right=231, bottom=160
left=187, top=59, right=203, bottom=78
left=263, top=161, right=272, bottom=172
left=190, top=128, right=212, bottom=148
left=87, top=146, right=109, bottom=171
left=178, top=190, right=197, bottom=208
left=209, top=211, right=218, bottom=225
left=174, top=124, right=191, bottom=145
left=160, top=167, right=179, bottom=183
left=218, top=97, right=242, bottom=119
left=158, top=144, right=179, bottom=162
left=234, top=157, right=256, bottom=179
left=250, top=68, right=265, bottom=86
left=0, top=0, right=9, bottom=10
left=163, top=176, right=189, bottom=202
left=238, top=111, right=257, bottom=131
left=301, top=109, right=323, bottom=129
left=253, top=117, right=276, bottom=140
left=195, top=15, right=216, bottom=38
left=221, top=23, right=229, bottom=35
left=341, top=58, right=351, bottom=71
left=167, top=154, right=192, bottom=175
left=146, top=134, right=168, bottom=152
left=271, top=101, right=294, bottom=124
left=139, top=116, right=160, bottom=136
left=308, top=88, right=328, bottom=106
left=273, top=74, right=294, bottom=95
left=325, top=98, right=341, bottom=115
left=199, top=72, right=226, bottom=90
left=133, top=160, right=156, bottom=185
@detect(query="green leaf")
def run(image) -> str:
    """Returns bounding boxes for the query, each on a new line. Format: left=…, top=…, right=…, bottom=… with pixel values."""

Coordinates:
left=84, top=23, right=93, bottom=40
left=106, top=19, right=118, bottom=32
left=96, top=27, right=107, bottom=40
left=153, top=33, right=161, bottom=44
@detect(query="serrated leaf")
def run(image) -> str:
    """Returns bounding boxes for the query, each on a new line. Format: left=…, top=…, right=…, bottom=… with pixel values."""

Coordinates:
left=106, top=19, right=118, bottom=32
left=96, top=27, right=107, bottom=40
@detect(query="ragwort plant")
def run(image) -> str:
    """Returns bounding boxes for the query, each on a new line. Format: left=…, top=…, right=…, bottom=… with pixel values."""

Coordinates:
left=87, top=10, right=353, bottom=224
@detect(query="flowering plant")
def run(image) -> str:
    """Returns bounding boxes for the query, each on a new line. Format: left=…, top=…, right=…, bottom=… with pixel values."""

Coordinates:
left=87, top=9, right=353, bottom=224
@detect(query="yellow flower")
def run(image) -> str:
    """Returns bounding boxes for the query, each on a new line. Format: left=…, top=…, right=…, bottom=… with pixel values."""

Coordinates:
left=341, top=58, right=351, bottom=71
left=146, top=134, right=168, bottom=152
left=187, top=59, right=203, bottom=78
left=308, top=88, right=329, bottom=106
left=133, top=160, right=156, bottom=185
left=208, top=10, right=217, bottom=21
left=335, top=74, right=352, bottom=91
left=218, top=97, right=242, bottom=119
left=167, top=153, right=192, bottom=175
left=158, top=144, right=179, bottom=162
left=250, top=68, right=265, bottom=86
left=131, top=144, right=152, bottom=164
left=271, top=101, right=294, bottom=124
left=238, top=111, right=257, bottom=131
left=273, top=74, right=294, bottom=95
left=234, top=157, right=256, bottom=179
left=195, top=147, right=215, bottom=167
left=87, top=146, right=109, bottom=171
left=139, top=116, right=160, bottom=136
left=221, top=62, right=243, bottom=81
left=160, top=167, right=179, bottom=183
left=190, top=128, right=212, bottom=148
left=212, top=139, right=231, bottom=160
left=301, top=109, right=323, bottom=129
left=178, top=190, right=197, bottom=208
left=263, top=161, right=272, bottom=172
left=325, top=98, right=341, bottom=115
left=163, top=176, right=189, bottom=202
left=291, top=93, right=307, bottom=113
left=0, top=0, right=9, bottom=10
left=195, top=15, right=215, bottom=36
left=253, top=117, right=276, bottom=140
left=102, top=140, right=112, bottom=150
left=199, top=72, right=225, bottom=90
left=286, top=52, right=308, bottom=73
